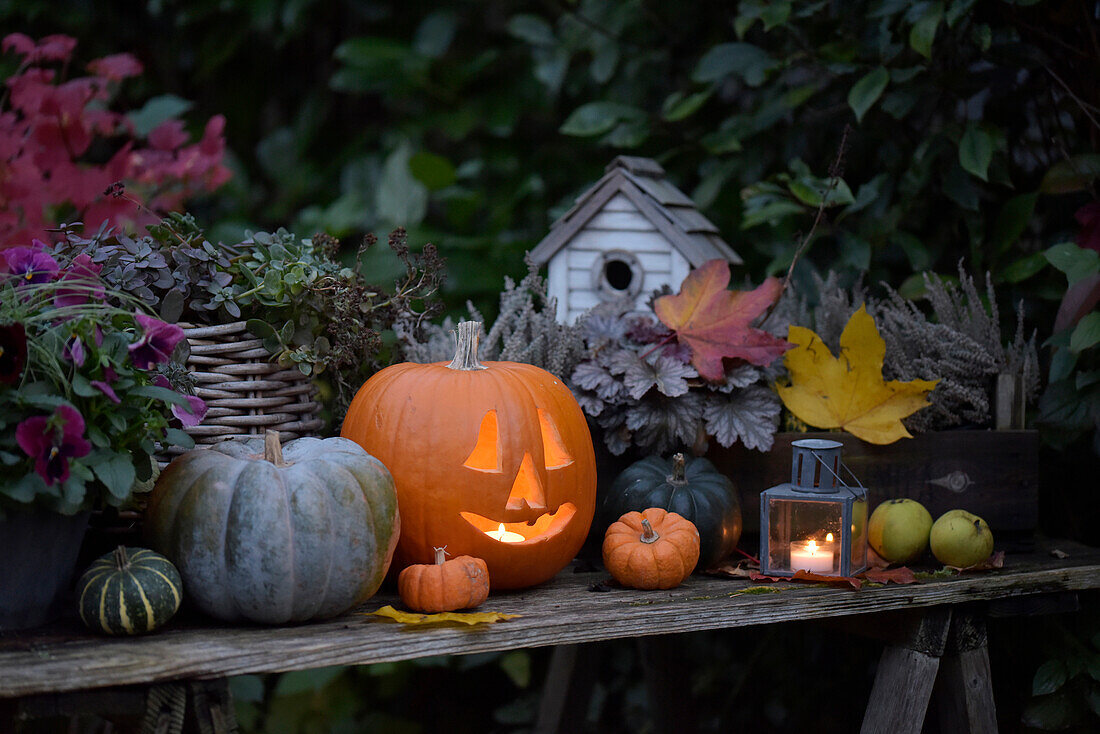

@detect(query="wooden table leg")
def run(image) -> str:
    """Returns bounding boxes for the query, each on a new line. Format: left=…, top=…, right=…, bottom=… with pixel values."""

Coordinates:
left=934, top=612, right=998, bottom=733
left=859, top=607, right=952, bottom=734
left=534, top=644, right=599, bottom=734
left=186, top=679, right=237, bottom=734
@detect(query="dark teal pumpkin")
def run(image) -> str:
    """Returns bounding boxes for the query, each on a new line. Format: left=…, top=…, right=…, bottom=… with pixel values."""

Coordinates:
left=77, top=546, right=182, bottom=635
left=601, top=453, right=741, bottom=568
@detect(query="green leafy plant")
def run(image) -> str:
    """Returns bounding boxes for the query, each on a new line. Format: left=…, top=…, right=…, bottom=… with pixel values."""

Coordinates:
left=0, top=243, right=200, bottom=516
left=52, top=217, right=446, bottom=418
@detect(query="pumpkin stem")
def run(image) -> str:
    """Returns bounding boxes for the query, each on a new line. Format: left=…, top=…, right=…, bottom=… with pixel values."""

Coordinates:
left=447, top=321, right=487, bottom=371
left=640, top=518, right=660, bottom=544
left=264, top=430, right=286, bottom=466
left=668, top=453, right=687, bottom=485
left=112, top=545, right=131, bottom=570
left=433, top=547, right=449, bottom=565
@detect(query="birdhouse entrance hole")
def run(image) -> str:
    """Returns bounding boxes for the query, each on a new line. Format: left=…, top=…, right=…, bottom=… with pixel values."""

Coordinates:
left=593, top=249, right=643, bottom=301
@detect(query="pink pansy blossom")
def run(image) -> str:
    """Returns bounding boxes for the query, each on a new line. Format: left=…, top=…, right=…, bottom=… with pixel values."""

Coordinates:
left=152, top=375, right=207, bottom=427
left=148, top=119, right=188, bottom=151
left=0, top=323, right=27, bottom=384
left=15, top=404, right=91, bottom=486
left=63, top=333, right=85, bottom=366
left=1075, top=201, right=1100, bottom=254
left=90, top=379, right=120, bottom=404
left=2, top=242, right=58, bottom=284
left=128, top=312, right=184, bottom=369
left=54, top=253, right=105, bottom=307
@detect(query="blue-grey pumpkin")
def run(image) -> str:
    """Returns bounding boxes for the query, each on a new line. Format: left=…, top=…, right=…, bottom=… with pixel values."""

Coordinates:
left=144, top=432, right=399, bottom=624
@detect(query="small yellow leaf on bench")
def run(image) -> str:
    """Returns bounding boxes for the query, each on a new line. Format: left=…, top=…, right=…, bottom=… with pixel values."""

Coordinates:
left=367, top=605, right=520, bottom=625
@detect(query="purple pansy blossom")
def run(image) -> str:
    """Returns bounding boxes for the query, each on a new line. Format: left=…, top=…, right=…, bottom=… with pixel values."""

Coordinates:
left=54, top=254, right=105, bottom=307
left=152, top=375, right=207, bottom=427
left=2, top=240, right=59, bottom=284
left=0, top=323, right=27, bottom=384
left=128, top=313, right=185, bottom=370
left=63, top=333, right=86, bottom=367
left=15, top=405, right=92, bottom=486
left=91, top=380, right=120, bottom=404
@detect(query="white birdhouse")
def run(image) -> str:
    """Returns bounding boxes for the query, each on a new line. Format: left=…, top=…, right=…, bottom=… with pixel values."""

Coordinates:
left=528, top=156, right=742, bottom=323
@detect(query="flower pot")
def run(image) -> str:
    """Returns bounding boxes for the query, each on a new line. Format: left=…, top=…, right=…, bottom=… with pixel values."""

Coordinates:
left=0, top=509, right=90, bottom=631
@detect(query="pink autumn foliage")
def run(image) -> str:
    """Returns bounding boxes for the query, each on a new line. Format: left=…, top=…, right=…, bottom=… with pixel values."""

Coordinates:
left=0, top=33, right=231, bottom=249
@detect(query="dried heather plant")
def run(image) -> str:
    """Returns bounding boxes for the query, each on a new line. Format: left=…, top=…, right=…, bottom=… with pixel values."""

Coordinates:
left=398, top=257, right=585, bottom=380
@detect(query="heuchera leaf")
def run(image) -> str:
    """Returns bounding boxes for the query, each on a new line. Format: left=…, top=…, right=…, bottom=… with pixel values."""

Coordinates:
left=654, top=260, right=792, bottom=380
left=367, top=605, right=520, bottom=626
left=775, top=305, right=939, bottom=444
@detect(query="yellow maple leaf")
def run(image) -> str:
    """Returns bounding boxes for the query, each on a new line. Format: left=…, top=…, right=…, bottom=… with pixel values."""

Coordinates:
left=775, top=305, right=938, bottom=444
left=366, top=605, right=520, bottom=626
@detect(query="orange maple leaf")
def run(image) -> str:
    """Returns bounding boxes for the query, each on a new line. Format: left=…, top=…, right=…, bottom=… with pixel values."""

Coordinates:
left=654, top=260, right=792, bottom=381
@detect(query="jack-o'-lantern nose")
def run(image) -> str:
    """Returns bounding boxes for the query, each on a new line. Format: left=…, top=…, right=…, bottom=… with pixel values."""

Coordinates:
left=506, top=453, right=546, bottom=512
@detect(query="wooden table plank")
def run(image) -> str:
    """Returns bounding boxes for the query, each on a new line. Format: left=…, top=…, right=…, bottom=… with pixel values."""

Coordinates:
left=1, top=543, right=1097, bottom=698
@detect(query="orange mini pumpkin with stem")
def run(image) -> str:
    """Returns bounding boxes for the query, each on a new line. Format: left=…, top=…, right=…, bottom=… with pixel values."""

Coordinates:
left=341, top=321, right=597, bottom=589
left=603, top=508, right=700, bottom=590
left=398, top=547, right=490, bottom=613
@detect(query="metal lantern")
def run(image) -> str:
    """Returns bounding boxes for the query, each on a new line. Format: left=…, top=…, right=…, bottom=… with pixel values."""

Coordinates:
left=759, top=439, right=868, bottom=577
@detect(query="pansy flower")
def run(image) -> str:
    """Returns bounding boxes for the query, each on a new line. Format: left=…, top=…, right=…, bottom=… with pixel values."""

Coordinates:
left=0, top=323, right=27, bottom=384
left=1, top=241, right=59, bottom=284
left=15, top=405, right=91, bottom=486
left=153, top=375, right=207, bottom=427
left=54, top=253, right=105, bottom=307
left=91, top=365, right=120, bottom=403
left=128, top=313, right=184, bottom=370
left=63, top=333, right=86, bottom=367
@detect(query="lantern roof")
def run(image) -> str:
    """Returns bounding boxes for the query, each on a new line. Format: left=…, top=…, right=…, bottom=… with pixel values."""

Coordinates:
left=528, top=156, right=742, bottom=268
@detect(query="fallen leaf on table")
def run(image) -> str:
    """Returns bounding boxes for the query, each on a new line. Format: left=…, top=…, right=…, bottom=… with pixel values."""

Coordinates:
left=367, top=605, right=520, bottom=625
left=749, top=570, right=863, bottom=590
left=654, top=260, right=791, bottom=380
left=946, top=550, right=1005, bottom=572
left=775, top=304, right=939, bottom=444
left=704, top=559, right=759, bottom=579
left=861, top=566, right=919, bottom=585
left=1050, top=549, right=1069, bottom=559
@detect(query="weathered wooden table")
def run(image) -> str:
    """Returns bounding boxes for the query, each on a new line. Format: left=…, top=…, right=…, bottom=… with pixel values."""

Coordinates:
left=2, top=538, right=1097, bottom=733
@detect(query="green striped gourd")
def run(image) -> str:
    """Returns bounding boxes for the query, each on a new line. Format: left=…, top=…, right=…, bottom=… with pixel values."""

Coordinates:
left=77, top=546, right=182, bottom=635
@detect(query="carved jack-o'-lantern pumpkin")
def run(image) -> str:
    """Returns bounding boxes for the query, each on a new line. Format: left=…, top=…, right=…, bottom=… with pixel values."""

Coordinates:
left=341, top=321, right=597, bottom=589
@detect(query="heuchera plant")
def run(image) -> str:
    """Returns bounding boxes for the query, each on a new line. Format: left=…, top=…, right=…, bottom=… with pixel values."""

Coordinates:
left=0, top=33, right=230, bottom=249
left=0, top=240, right=205, bottom=516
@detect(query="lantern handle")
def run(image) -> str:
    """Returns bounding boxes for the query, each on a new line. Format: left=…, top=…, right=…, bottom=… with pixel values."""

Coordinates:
left=810, top=450, right=865, bottom=490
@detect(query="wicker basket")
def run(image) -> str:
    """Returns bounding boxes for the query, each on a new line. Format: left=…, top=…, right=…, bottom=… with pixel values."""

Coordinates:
left=157, top=321, right=324, bottom=464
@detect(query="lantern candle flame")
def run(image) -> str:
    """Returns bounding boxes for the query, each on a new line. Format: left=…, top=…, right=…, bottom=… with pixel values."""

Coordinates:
left=486, top=523, right=525, bottom=543
left=790, top=537, right=836, bottom=574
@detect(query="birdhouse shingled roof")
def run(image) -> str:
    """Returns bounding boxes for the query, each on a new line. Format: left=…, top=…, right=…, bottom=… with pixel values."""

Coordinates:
left=528, top=156, right=742, bottom=267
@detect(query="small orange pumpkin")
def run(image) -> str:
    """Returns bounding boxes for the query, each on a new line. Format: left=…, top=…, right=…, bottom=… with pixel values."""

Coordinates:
left=397, top=547, right=490, bottom=613
left=602, top=508, right=700, bottom=590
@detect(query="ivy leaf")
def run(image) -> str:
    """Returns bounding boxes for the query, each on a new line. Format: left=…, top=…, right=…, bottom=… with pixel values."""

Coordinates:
left=703, top=384, right=781, bottom=450
left=848, top=67, right=889, bottom=123
left=692, top=43, right=777, bottom=87
left=622, top=354, right=697, bottom=399
left=654, top=260, right=792, bottom=380
left=560, top=102, right=644, bottom=137
left=775, top=305, right=939, bottom=444
left=959, top=124, right=993, bottom=182
left=909, top=2, right=943, bottom=59
left=1032, top=660, right=1069, bottom=696
left=368, top=605, right=519, bottom=626
left=1070, top=313, right=1100, bottom=353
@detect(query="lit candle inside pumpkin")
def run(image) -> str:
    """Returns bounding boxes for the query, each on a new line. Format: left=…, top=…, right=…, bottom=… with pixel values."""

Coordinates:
left=790, top=533, right=836, bottom=573
left=486, top=523, right=524, bottom=543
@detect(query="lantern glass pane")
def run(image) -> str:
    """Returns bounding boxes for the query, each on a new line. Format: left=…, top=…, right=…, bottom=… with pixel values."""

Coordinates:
left=850, top=496, right=868, bottom=572
left=766, top=497, right=843, bottom=575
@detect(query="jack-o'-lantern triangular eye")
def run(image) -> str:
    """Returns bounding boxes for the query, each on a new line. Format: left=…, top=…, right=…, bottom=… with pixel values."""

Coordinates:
left=539, top=409, right=573, bottom=469
left=464, top=410, right=501, bottom=472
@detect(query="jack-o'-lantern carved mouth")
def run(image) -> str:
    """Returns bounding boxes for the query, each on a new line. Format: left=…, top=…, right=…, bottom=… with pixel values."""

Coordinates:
left=460, top=503, right=578, bottom=544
